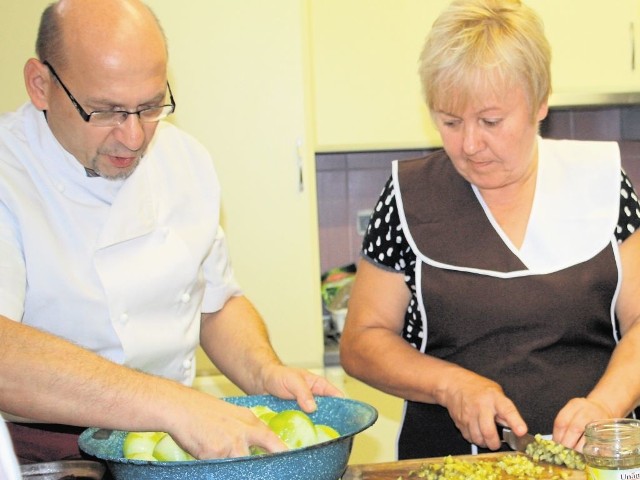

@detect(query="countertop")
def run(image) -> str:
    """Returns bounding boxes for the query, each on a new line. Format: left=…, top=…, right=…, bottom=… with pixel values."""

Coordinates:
left=343, top=453, right=586, bottom=479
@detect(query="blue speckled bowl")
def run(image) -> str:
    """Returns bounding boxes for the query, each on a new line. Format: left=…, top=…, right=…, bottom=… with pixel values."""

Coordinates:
left=78, top=395, right=377, bottom=480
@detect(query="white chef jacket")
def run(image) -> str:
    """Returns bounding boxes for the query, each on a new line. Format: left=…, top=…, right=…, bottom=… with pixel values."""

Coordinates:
left=0, top=421, right=20, bottom=480
left=0, top=103, right=241, bottom=392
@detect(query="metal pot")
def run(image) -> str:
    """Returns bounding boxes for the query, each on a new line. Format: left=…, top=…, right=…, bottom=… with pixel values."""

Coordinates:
left=20, top=460, right=105, bottom=479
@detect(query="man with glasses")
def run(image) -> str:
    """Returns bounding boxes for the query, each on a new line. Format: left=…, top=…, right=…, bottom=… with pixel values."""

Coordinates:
left=0, top=0, right=340, bottom=463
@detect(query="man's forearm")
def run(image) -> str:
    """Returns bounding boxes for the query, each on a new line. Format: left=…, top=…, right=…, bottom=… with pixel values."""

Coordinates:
left=0, top=315, right=191, bottom=430
left=200, top=296, right=282, bottom=394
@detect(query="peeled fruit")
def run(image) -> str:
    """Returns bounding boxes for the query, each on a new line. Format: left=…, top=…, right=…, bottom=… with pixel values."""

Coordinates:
left=267, top=410, right=318, bottom=449
left=123, top=431, right=165, bottom=458
left=248, top=405, right=341, bottom=451
left=250, top=405, right=277, bottom=424
left=153, top=433, right=196, bottom=461
left=249, top=445, right=268, bottom=456
left=123, top=431, right=194, bottom=461
left=315, top=424, right=340, bottom=442
left=127, top=452, right=158, bottom=461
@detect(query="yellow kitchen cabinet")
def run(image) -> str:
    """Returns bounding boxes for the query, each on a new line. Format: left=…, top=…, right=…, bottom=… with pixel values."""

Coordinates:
left=529, top=0, right=640, bottom=97
left=310, top=0, right=640, bottom=152
left=147, top=0, right=324, bottom=369
left=310, top=0, right=448, bottom=152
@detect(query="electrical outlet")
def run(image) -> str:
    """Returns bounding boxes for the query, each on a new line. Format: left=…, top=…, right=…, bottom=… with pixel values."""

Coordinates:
left=357, top=210, right=373, bottom=236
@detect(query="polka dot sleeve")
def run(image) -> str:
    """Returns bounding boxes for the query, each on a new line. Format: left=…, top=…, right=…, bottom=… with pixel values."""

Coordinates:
left=362, top=176, right=413, bottom=273
left=616, top=170, right=640, bottom=243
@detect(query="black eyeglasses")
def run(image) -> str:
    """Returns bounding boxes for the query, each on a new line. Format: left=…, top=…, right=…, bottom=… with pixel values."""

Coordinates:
left=43, top=61, right=176, bottom=127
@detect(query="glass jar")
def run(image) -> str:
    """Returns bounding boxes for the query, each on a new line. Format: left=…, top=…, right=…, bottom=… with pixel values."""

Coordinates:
left=583, top=418, right=640, bottom=480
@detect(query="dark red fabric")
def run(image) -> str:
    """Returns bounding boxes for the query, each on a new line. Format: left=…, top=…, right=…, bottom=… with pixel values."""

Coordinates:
left=6, top=422, right=86, bottom=464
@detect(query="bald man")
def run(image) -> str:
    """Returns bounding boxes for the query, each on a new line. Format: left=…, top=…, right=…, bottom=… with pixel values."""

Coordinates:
left=0, top=0, right=339, bottom=464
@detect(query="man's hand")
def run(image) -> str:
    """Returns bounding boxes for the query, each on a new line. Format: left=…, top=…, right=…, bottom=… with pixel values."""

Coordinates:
left=166, top=389, right=288, bottom=460
left=259, top=364, right=343, bottom=413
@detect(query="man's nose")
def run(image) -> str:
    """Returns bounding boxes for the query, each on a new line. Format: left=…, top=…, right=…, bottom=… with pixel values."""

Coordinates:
left=115, top=113, right=146, bottom=151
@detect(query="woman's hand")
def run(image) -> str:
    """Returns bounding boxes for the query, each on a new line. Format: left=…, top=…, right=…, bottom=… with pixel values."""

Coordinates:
left=438, top=367, right=527, bottom=450
left=553, top=397, right=613, bottom=452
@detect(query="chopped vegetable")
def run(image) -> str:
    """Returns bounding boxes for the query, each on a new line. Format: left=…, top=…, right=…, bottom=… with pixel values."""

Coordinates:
left=396, top=454, right=572, bottom=479
left=524, top=434, right=586, bottom=470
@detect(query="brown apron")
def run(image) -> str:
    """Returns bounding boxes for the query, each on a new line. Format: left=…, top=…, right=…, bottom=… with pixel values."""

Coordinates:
left=395, top=152, right=618, bottom=458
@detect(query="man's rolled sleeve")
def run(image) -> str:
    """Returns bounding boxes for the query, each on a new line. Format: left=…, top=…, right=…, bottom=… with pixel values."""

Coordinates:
left=201, top=226, right=242, bottom=313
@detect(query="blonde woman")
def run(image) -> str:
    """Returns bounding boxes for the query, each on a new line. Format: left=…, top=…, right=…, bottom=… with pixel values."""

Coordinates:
left=341, top=0, right=640, bottom=459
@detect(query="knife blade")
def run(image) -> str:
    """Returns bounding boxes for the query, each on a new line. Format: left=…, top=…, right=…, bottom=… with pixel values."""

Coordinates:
left=498, top=425, right=586, bottom=470
left=499, top=425, right=536, bottom=452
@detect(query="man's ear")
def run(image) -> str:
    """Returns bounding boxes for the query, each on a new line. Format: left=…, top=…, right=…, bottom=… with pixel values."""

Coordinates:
left=24, top=58, right=51, bottom=111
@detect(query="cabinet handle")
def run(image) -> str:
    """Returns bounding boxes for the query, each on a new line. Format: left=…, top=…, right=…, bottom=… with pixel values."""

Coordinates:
left=296, top=137, right=305, bottom=193
left=631, top=22, right=636, bottom=72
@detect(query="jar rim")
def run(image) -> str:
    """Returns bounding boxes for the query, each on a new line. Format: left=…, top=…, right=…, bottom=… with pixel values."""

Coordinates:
left=586, top=419, right=640, bottom=440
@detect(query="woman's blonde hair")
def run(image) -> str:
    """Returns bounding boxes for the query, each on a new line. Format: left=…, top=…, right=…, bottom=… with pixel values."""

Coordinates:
left=418, top=0, right=551, bottom=119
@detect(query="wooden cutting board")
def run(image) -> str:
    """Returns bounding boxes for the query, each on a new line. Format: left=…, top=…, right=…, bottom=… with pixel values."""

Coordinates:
left=343, top=452, right=587, bottom=479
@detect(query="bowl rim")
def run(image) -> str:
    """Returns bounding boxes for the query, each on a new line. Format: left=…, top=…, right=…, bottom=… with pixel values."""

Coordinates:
left=78, top=395, right=378, bottom=465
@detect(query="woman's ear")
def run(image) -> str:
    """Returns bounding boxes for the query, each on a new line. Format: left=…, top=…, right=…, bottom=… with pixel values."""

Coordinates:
left=536, top=98, right=549, bottom=123
left=24, top=58, right=51, bottom=111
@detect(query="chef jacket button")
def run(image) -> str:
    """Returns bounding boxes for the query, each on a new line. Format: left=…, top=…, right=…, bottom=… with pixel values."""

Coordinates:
left=120, top=313, right=129, bottom=324
left=56, top=182, right=65, bottom=192
left=162, top=227, right=170, bottom=236
left=181, top=293, right=191, bottom=303
left=183, top=358, right=192, bottom=369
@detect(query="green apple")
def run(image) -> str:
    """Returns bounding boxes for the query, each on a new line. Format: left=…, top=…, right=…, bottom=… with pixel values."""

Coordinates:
left=152, top=433, right=195, bottom=461
left=127, top=452, right=158, bottom=461
left=268, top=410, right=318, bottom=449
left=249, top=445, right=268, bottom=456
left=122, top=431, right=164, bottom=459
left=315, top=424, right=340, bottom=442
left=250, top=405, right=277, bottom=424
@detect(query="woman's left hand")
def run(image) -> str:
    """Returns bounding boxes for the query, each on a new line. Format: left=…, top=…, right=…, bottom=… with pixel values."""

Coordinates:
left=553, top=397, right=613, bottom=451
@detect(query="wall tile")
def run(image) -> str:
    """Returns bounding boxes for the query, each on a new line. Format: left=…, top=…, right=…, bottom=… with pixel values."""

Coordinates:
left=620, top=141, right=640, bottom=187
left=316, top=169, right=350, bottom=273
left=316, top=149, right=426, bottom=272
left=541, top=110, right=574, bottom=139
left=570, top=108, right=621, bottom=141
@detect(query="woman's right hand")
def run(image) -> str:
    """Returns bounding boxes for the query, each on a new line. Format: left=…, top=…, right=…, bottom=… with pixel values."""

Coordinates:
left=437, top=366, right=527, bottom=451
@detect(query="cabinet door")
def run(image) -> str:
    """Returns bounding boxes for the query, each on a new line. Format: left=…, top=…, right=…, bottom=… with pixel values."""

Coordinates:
left=147, top=0, right=324, bottom=369
left=310, top=0, right=448, bottom=152
left=529, top=0, right=639, bottom=94
left=311, top=0, right=640, bottom=152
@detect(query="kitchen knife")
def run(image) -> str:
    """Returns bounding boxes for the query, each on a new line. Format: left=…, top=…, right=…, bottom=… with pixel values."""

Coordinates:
left=499, top=425, right=536, bottom=452
left=498, top=425, right=586, bottom=470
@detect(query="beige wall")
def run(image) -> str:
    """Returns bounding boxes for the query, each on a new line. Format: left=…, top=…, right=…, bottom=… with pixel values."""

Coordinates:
left=0, top=2, right=51, bottom=112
